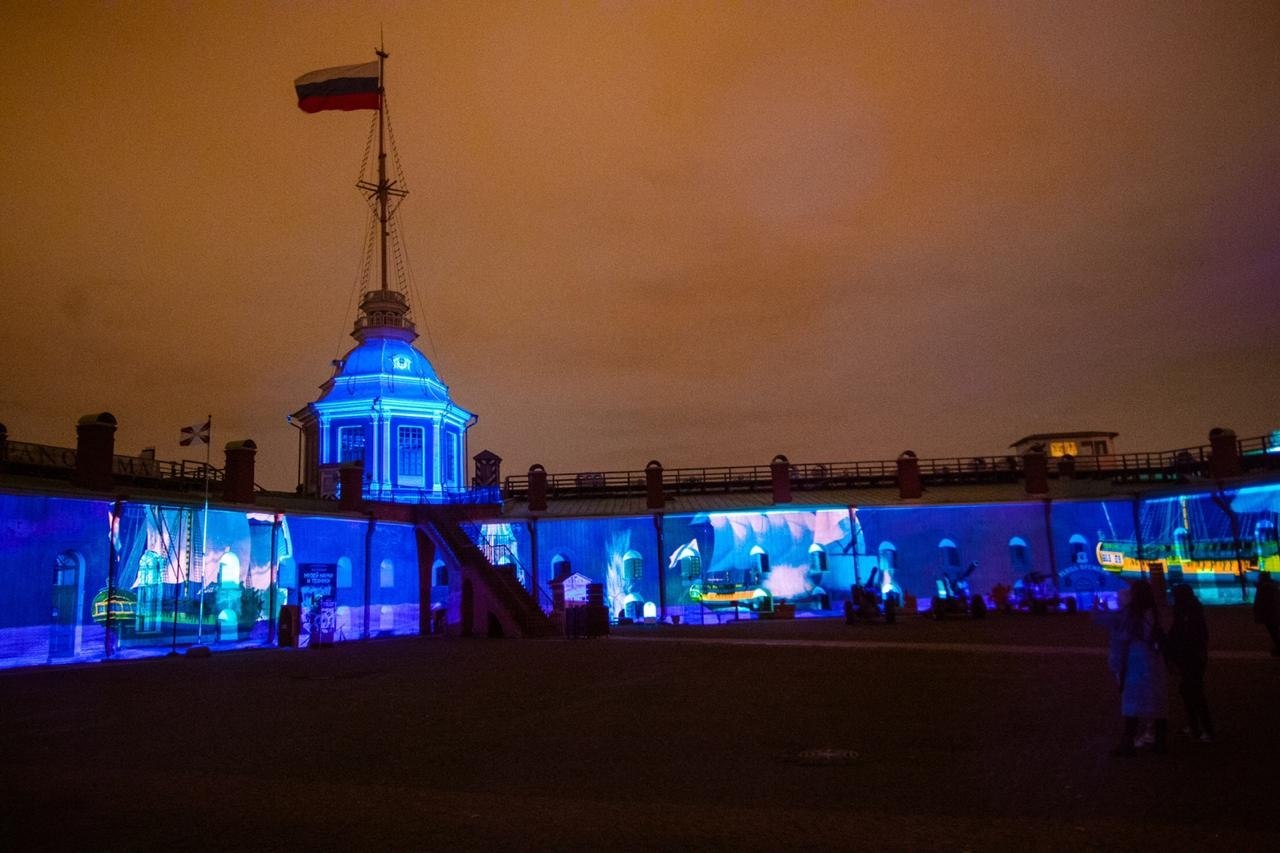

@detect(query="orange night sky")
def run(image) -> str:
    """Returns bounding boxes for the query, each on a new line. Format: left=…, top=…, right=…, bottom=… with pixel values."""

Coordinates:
left=2, top=2, right=1278, bottom=490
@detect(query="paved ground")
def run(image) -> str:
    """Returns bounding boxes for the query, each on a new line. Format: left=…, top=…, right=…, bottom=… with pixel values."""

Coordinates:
left=2, top=607, right=1278, bottom=851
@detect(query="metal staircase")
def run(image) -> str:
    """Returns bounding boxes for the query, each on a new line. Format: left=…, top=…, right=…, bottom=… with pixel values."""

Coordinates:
left=420, top=507, right=556, bottom=638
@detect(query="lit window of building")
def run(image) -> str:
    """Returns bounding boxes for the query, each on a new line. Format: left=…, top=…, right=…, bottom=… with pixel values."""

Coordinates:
left=339, top=427, right=365, bottom=463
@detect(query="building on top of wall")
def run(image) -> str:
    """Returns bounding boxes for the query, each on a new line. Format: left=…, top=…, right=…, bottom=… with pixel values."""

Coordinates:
left=290, top=287, right=475, bottom=504
left=1010, top=431, right=1118, bottom=458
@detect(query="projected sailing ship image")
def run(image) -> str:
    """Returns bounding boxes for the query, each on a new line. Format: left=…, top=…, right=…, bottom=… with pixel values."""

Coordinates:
left=1096, top=490, right=1279, bottom=597
left=89, top=505, right=294, bottom=648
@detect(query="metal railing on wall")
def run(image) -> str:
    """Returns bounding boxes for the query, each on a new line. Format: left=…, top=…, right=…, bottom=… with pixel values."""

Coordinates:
left=3, top=440, right=224, bottom=490
left=500, top=434, right=1278, bottom=500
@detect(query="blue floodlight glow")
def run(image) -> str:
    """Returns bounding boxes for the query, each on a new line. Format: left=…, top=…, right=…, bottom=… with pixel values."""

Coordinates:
left=470, top=482, right=1280, bottom=628
left=3, top=479, right=1279, bottom=669
left=0, top=491, right=422, bottom=669
left=291, top=325, right=477, bottom=503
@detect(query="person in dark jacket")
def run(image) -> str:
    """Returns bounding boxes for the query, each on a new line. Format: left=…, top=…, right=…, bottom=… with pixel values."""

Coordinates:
left=1167, top=583, right=1213, bottom=742
left=1254, top=573, right=1280, bottom=655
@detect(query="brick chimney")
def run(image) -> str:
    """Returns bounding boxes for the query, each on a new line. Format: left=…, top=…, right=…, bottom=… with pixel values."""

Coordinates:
left=222, top=440, right=257, bottom=504
left=1208, top=427, right=1240, bottom=480
left=645, top=460, right=664, bottom=509
left=473, top=449, right=502, bottom=487
left=73, top=412, right=117, bottom=491
left=339, top=462, right=364, bottom=511
left=1023, top=445, right=1049, bottom=495
left=528, top=464, right=548, bottom=512
left=770, top=455, right=792, bottom=504
left=896, top=451, right=922, bottom=499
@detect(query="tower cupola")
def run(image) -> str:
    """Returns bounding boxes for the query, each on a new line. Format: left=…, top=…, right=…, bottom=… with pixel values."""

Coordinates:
left=354, top=288, right=416, bottom=343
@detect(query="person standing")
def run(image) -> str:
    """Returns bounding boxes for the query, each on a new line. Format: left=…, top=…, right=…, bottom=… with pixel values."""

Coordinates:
left=1109, top=579, right=1169, bottom=756
left=1167, top=584, right=1213, bottom=742
left=1254, top=573, right=1280, bottom=656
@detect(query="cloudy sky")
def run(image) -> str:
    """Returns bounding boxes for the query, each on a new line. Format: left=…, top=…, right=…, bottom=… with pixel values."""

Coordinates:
left=2, top=1, right=1278, bottom=490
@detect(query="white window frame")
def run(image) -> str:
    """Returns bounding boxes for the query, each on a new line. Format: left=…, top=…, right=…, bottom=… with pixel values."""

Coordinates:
left=338, top=426, right=365, bottom=464
left=397, top=425, right=426, bottom=487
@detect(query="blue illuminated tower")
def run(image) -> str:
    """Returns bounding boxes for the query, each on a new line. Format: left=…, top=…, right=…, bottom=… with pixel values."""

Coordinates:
left=290, top=49, right=475, bottom=503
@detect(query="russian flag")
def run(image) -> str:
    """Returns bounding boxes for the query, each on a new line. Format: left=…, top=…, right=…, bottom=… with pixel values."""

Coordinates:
left=294, top=61, right=380, bottom=113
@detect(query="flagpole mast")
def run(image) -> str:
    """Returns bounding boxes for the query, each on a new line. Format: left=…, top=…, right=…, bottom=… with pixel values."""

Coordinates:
left=197, top=415, right=211, bottom=643
left=376, top=45, right=389, bottom=294
left=168, top=516, right=182, bottom=654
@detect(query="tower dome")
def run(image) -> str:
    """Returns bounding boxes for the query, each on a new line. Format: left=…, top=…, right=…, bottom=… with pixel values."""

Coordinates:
left=291, top=288, right=476, bottom=503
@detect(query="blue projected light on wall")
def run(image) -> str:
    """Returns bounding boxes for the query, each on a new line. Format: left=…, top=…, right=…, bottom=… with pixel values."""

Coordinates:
left=501, top=489, right=1280, bottom=625
left=0, top=491, right=425, bottom=670
left=5, top=477, right=1278, bottom=670
left=661, top=508, right=853, bottom=619
left=1094, top=482, right=1280, bottom=603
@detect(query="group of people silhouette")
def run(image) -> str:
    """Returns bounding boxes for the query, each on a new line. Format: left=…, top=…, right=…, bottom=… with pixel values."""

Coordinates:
left=1106, top=572, right=1278, bottom=756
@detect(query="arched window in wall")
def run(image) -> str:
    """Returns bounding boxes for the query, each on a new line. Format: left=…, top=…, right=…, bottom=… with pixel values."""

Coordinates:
left=623, top=550, right=643, bottom=581
left=50, top=550, right=85, bottom=658
left=674, top=543, right=701, bottom=579
left=550, top=554, right=571, bottom=581
left=380, top=559, right=395, bottom=589
left=877, top=542, right=897, bottom=572
left=1009, top=537, right=1030, bottom=573
left=1069, top=534, right=1089, bottom=566
left=808, top=543, right=828, bottom=574
left=337, top=556, right=353, bottom=589
left=433, top=559, right=448, bottom=587
left=750, top=545, right=770, bottom=575
left=938, top=538, right=961, bottom=571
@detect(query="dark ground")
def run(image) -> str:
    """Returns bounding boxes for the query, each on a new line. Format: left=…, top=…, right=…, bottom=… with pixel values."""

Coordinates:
left=2, top=607, right=1277, bottom=851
